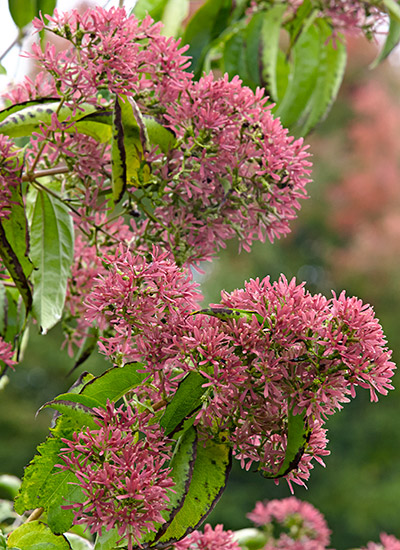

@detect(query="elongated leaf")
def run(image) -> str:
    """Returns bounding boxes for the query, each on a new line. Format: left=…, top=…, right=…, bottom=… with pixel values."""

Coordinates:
left=0, top=101, right=99, bottom=138
left=275, top=22, right=321, bottom=128
left=137, top=426, right=197, bottom=547
left=38, top=394, right=102, bottom=427
left=182, top=0, right=233, bottom=77
left=296, top=22, right=347, bottom=135
left=0, top=183, right=33, bottom=312
left=371, top=14, right=400, bottom=67
left=68, top=326, right=99, bottom=375
left=222, top=31, right=250, bottom=83
left=155, top=428, right=232, bottom=547
left=0, top=98, right=57, bottom=125
left=30, top=190, right=74, bottom=334
left=8, top=0, right=36, bottom=29
left=382, top=0, right=400, bottom=21
left=262, top=409, right=310, bottom=479
left=260, top=4, right=287, bottom=101
left=7, top=521, right=72, bottom=550
left=160, top=372, right=207, bottom=436
left=38, top=0, right=57, bottom=16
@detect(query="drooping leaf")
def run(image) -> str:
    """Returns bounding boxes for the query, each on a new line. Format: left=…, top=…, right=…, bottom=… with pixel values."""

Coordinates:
left=38, top=394, right=102, bottom=427
left=155, top=428, right=232, bottom=547
left=0, top=286, right=26, bottom=354
left=182, top=0, right=233, bottom=77
left=8, top=0, right=36, bottom=29
left=371, top=13, right=400, bottom=67
left=30, top=190, right=74, bottom=334
left=7, top=521, right=72, bottom=550
left=260, top=4, right=287, bottom=101
left=274, top=21, right=321, bottom=129
left=136, top=425, right=197, bottom=547
left=37, top=0, right=57, bottom=17
left=296, top=21, right=347, bottom=135
left=111, top=96, right=151, bottom=203
left=262, top=408, right=310, bottom=479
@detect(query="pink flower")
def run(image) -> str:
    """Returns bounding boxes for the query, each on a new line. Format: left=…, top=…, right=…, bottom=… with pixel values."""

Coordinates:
left=363, top=534, right=400, bottom=550
left=175, top=524, right=241, bottom=550
left=0, top=336, right=16, bottom=371
left=58, top=401, right=175, bottom=550
left=247, top=497, right=331, bottom=550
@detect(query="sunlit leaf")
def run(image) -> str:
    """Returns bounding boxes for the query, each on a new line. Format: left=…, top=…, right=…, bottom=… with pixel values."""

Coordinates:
left=7, top=521, right=72, bottom=549
left=8, top=0, right=36, bottom=29
left=371, top=13, right=400, bottom=67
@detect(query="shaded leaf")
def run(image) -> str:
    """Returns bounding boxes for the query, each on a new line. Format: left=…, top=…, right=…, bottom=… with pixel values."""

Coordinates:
left=161, top=0, right=189, bottom=37
left=160, top=372, right=207, bottom=436
left=132, top=0, right=168, bottom=21
left=7, top=521, right=72, bottom=550
left=68, top=325, right=99, bottom=375
left=182, top=0, right=233, bottom=77
left=155, top=428, right=232, bottom=547
left=296, top=21, right=347, bottom=135
left=260, top=4, right=287, bottom=100
left=30, top=190, right=74, bottom=333
left=262, top=409, right=310, bottom=478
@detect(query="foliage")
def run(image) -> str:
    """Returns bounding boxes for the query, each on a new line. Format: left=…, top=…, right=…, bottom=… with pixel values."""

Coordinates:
left=0, top=0, right=399, bottom=548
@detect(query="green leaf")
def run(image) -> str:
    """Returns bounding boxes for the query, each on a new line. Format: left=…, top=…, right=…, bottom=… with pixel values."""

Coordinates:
left=260, top=4, right=287, bottom=101
left=382, top=0, right=400, bottom=22
left=30, top=190, right=74, bottom=334
left=233, top=528, right=268, bottom=550
left=64, top=533, right=94, bottom=550
left=7, top=521, right=72, bottom=550
left=37, top=0, right=57, bottom=16
left=111, top=96, right=150, bottom=203
left=262, top=409, right=310, bottom=479
left=161, top=0, right=189, bottom=37
left=296, top=21, right=347, bottom=135
left=78, top=362, right=147, bottom=405
left=0, top=101, right=100, bottom=139
left=274, top=21, right=321, bottom=129
left=156, top=427, right=231, bottom=546
left=132, top=0, right=168, bottom=21
left=94, top=528, right=124, bottom=550
left=68, top=326, right=99, bottom=375
left=222, top=30, right=250, bottom=84
left=143, top=116, right=176, bottom=153
left=137, top=426, right=197, bottom=547
left=160, top=372, right=207, bottom=436
left=0, top=64, right=6, bottom=76
left=182, top=0, right=233, bottom=77
left=0, top=183, right=33, bottom=312
left=0, top=286, right=25, bottom=350
left=371, top=14, right=400, bottom=67
left=8, top=0, right=36, bottom=29
left=38, top=393, right=102, bottom=427
left=14, top=416, right=80, bottom=516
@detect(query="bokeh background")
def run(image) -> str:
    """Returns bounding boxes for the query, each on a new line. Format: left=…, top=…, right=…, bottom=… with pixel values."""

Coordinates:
left=1, top=3, right=400, bottom=548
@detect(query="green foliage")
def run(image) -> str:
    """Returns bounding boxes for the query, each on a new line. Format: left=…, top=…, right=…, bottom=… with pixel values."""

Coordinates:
left=156, top=427, right=232, bottom=547
left=30, top=190, right=74, bottom=334
left=7, top=520, right=72, bottom=549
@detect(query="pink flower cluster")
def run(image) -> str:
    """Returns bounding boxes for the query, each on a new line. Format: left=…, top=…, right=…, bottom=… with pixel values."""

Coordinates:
left=0, top=335, right=16, bottom=372
left=85, top=250, right=395, bottom=487
left=3, top=7, right=312, bottom=267
left=363, top=534, right=400, bottom=550
left=248, top=497, right=331, bottom=550
left=175, top=524, right=241, bottom=550
left=58, top=401, right=175, bottom=550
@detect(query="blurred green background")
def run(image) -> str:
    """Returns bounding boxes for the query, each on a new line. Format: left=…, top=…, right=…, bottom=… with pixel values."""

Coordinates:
left=1, top=29, right=400, bottom=550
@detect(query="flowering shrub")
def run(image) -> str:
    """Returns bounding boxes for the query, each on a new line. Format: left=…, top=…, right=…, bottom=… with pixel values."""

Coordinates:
left=0, top=0, right=398, bottom=548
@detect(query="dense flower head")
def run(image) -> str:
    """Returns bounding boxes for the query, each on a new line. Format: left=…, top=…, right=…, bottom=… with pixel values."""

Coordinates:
left=0, top=335, right=16, bottom=371
left=85, top=250, right=395, bottom=487
left=247, top=497, right=331, bottom=550
left=143, top=74, right=312, bottom=262
left=0, top=135, right=22, bottom=220
left=175, top=524, right=241, bottom=550
left=58, top=400, right=175, bottom=550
